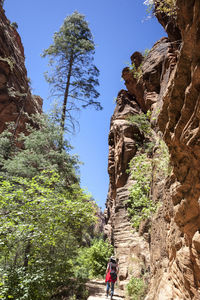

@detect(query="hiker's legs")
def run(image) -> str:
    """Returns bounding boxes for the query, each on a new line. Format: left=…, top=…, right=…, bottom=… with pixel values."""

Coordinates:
left=111, top=282, right=114, bottom=297
left=106, top=281, right=110, bottom=296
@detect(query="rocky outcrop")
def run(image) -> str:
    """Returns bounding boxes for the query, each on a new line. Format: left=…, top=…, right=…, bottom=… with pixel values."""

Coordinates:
left=150, top=1, right=200, bottom=299
left=105, top=90, right=150, bottom=288
left=106, top=1, right=200, bottom=299
left=0, top=6, right=42, bottom=135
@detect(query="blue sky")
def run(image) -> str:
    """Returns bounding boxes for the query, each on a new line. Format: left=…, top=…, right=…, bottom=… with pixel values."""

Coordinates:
left=4, top=0, right=165, bottom=209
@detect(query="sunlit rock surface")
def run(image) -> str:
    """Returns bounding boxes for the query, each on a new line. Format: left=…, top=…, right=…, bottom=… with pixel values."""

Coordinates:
left=0, top=6, right=42, bottom=135
left=106, top=1, right=200, bottom=298
left=105, top=89, right=150, bottom=289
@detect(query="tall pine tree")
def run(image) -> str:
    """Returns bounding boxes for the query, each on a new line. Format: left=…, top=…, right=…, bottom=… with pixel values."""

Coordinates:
left=42, top=11, right=102, bottom=139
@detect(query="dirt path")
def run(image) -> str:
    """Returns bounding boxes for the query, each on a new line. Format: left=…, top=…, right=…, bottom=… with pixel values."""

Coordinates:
left=86, top=280, right=125, bottom=300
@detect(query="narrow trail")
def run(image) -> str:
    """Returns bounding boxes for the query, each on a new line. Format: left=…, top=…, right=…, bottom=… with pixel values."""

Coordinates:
left=86, top=280, right=125, bottom=300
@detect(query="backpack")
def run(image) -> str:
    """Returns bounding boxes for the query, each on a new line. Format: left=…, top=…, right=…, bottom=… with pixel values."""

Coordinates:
left=109, top=260, right=117, bottom=280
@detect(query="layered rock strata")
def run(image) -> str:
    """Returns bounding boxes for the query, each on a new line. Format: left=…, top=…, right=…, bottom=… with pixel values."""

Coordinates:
left=105, top=90, right=150, bottom=288
left=150, top=1, right=200, bottom=299
left=0, top=6, right=42, bottom=135
left=106, top=1, right=200, bottom=299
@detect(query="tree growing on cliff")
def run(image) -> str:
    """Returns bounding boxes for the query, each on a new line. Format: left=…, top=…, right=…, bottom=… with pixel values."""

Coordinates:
left=144, top=0, right=176, bottom=17
left=42, top=11, right=102, bottom=141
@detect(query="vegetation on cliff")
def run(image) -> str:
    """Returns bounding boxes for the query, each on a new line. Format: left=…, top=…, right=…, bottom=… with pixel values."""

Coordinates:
left=126, top=276, right=147, bottom=300
left=127, top=112, right=170, bottom=229
left=127, top=152, right=155, bottom=229
left=128, top=49, right=149, bottom=81
left=144, top=0, right=176, bottom=17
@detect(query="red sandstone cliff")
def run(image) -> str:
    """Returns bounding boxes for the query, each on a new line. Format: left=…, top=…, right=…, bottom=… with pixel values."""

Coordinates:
left=106, top=1, right=200, bottom=299
left=0, top=5, right=42, bottom=135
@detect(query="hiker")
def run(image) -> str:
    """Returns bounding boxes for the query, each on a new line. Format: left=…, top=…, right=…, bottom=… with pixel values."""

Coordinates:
left=105, top=256, right=118, bottom=299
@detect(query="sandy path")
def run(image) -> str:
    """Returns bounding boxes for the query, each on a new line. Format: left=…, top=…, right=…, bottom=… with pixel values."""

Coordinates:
left=86, top=280, right=125, bottom=300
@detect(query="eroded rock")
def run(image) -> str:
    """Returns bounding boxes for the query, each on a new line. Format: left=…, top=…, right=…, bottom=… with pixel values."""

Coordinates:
left=106, top=1, right=200, bottom=299
left=0, top=6, right=42, bottom=135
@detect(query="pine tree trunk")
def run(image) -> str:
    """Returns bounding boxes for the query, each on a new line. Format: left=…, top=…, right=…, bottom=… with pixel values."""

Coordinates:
left=59, top=53, right=73, bottom=148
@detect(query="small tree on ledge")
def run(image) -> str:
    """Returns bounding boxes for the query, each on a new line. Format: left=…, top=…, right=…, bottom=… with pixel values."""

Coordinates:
left=42, top=11, right=102, bottom=144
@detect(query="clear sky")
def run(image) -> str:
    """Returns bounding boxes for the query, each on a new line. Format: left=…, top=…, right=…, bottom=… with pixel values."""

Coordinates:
left=4, top=0, right=165, bottom=209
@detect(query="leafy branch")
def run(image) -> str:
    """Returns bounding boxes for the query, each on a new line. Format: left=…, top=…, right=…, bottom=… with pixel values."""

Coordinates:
left=144, top=0, right=177, bottom=17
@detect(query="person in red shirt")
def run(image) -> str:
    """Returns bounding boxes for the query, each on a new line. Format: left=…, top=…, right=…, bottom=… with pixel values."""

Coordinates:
left=105, top=256, right=118, bottom=299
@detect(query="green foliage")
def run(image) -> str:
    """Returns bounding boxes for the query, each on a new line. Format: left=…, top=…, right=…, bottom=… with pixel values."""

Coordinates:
left=126, top=111, right=159, bottom=229
left=127, top=112, right=170, bottom=229
left=126, top=276, right=147, bottom=300
left=127, top=153, right=156, bottom=229
left=0, top=111, right=106, bottom=298
left=75, top=239, right=113, bottom=279
left=129, top=62, right=143, bottom=80
left=154, top=138, right=171, bottom=176
left=0, top=114, right=79, bottom=186
left=155, top=0, right=176, bottom=16
left=142, top=49, right=150, bottom=58
left=144, top=0, right=176, bottom=17
left=0, top=171, right=96, bottom=299
left=128, top=49, right=149, bottom=81
left=42, top=11, right=102, bottom=134
left=128, top=111, right=151, bottom=136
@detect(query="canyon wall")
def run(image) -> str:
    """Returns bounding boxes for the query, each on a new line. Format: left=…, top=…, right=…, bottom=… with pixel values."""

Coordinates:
left=105, top=1, right=200, bottom=299
left=0, top=5, right=42, bottom=135
left=2, top=0, right=200, bottom=298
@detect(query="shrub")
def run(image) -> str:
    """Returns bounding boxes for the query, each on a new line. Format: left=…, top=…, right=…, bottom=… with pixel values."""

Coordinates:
left=126, top=112, right=168, bottom=229
left=75, top=239, right=113, bottom=279
left=154, top=139, right=171, bottom=176
left=127, top=49, right=150, bottom=81
left=127, top=153, right=157, bottom=229
left=144, top=0, right=177, bottom=17
left=129, top=62, right=143, bottom=80
left=126, top=276, right=147, bottom=300
left=0, top=113, right=79, bottom=186
left=128, top=111, right=151, bottom=136
left=0, top=171, right=96, bottom=299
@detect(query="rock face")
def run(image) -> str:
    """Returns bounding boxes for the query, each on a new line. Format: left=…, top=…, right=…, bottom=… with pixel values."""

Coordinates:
left=0, top=6, right=42, bottom=135
left=106, top=1, right=200, bottom=299
left=105, top=90, right=150, bottom=288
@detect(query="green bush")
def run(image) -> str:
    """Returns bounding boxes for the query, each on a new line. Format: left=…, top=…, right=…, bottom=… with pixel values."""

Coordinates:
left=126, top=110, right=171, bottom=229
left=0, top=171, right=96, bottom=299
left=129, top=62, right=143, bottom=80
left=0, top=113, right=79, bottom=186
left=127, top=153, right=157, bottom=229
left=154, top=139, right=171, bottom=176
left=144, top=0, right=176, bottom=17
left=127, top=49, right=149, bottom=81
left=126, top=276, right=146, bottom=300
left=75, top=239, right=113, bottom=279
left=128, top=111, right=151, bottom=136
